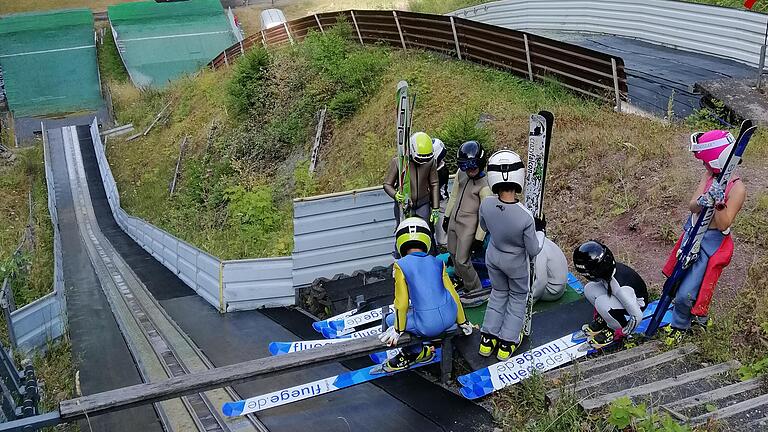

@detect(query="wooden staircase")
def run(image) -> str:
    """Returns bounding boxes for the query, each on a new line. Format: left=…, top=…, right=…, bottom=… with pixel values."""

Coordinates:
left=545, top=342, right=768, bottom=430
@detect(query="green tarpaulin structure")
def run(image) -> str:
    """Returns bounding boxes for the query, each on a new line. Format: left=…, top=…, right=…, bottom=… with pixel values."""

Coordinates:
left=0, top=9, right=103, bottom=118
left=108, top=0, right=238, bottom=88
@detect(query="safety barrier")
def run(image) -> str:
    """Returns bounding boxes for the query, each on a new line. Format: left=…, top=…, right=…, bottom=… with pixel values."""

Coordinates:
left=450, top=0, right=768, bottom=68
left=210, top=10, right=628, bottom=107
left=89, top=118, right=400, bottom=312
left=6, top=124, right=68, bottom=354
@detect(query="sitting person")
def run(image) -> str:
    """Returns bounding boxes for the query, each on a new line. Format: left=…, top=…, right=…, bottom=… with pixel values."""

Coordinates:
left=379, top=217, right=473, bottom=372
left=573, top=240, right=648, bottom=349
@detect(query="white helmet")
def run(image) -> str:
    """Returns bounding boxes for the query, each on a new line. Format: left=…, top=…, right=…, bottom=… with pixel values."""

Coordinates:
left=432, top=138, right=447, bottom=170
left=487, top=150, right=525, bottom=194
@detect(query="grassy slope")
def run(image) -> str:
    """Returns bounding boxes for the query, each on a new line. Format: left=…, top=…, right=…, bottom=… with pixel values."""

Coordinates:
left=0, top=0, right=132, bottom=14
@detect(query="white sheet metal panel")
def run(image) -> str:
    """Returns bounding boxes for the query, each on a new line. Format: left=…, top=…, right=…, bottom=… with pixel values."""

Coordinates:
left=223, top=257, right=294, bottom=310
left=292, top=187, right=395, bottom=287
left=11, top=293, right=65, bottom=353
left=450, top=0, right=768, bottom=67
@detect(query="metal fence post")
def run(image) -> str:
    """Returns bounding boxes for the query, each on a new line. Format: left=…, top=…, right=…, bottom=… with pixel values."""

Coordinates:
left=611, top=58, right=622, bottom=112
left=393, top=11, right=407, bottom=50
left=757, top=44, right=766, bottom=90
left=314, top=14, right=324, bottom=34
left=351, top=11, right=364, bottom=45
left=523, top=33, right=533, bottom=81
left=283, top=22, right=294, bottom=45
left=450, top=16, right=462, bottom=60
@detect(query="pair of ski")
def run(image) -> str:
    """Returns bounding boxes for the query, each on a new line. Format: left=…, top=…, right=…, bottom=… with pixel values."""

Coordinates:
left=645, top=120, right=757, bottom=336
left=396, top=81, right=415, bottom=219
left=458, top=300, right=674, bottom=400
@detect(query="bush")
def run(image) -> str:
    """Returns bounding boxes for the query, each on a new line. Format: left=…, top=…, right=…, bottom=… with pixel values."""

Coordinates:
left=227, top=48, right=272, bottom=119
left=436, top=109, right=492, bottom=171
left=329, top=90, right=360, bottom=120
left=223, top=185, right=283, bottom=232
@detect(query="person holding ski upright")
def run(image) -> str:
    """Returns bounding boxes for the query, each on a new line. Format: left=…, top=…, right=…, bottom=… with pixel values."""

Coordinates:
left=573, top=241, right=649, bottom=348
left=432, top=138, right=451, bottom=247
left=477, top=150, right=545, bottom=360
left=383, top=131, right=440, bottom=227
left=441, top=141, right=492, bottom=306
left=379, top=217, right=473, bottom=372
left=661, top=130, right=747, bottom=341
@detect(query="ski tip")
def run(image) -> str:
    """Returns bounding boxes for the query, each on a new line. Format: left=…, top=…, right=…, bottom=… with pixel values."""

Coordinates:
left=397, top=80, right=408, bottom=89
left=222, top=401, right=245, bottom=417
left=321, top=327, right=339, bottom=339
left=312, top=321, right=325, bottom=332
left=328, top=319, right=345, bottom=331
left=459, top=386, right=482, bottom=400
left=268, top=343, right=279, bottom=356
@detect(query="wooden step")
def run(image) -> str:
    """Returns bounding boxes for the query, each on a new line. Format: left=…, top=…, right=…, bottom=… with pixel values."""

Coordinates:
left=547, top=344, right=697, bottom=404
left=580, top=360, right=740, bottom=412
left=691, top=392, right=768, bottom=425
left=546, top=340, right=663, bottom=381
left=663, top=378, right=763, bottom=415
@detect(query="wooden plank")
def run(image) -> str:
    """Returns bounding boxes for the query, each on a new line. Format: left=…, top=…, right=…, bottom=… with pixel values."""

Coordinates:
left=546, top=340, right=662, bottom=380
left=664, top=378, right=763, bottom=412
left=691, top=392, right=768, bottom=425
left=580, top=361, right=740, bottom=412
left=548, top=344, right=697, bottom=403
left=59, top=334, right=414, bottom=420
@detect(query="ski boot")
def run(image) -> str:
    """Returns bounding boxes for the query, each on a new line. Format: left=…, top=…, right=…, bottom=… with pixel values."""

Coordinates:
left=478, top=333, right=498, bottom=357
left=381, top=345, right=434, bottom=373
left=581, top=315, right=608, bottom=337
left=588, top=328, right=618, bottom=350
left=663, top=326, right=687, bottom=347
left=496, top=339, right=519, bottom=361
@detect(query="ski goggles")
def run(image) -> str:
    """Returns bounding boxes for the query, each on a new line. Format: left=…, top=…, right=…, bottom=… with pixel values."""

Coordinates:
left=689, top=132, right=734, bottom=152
left=458, top=158, right=480, bottom=171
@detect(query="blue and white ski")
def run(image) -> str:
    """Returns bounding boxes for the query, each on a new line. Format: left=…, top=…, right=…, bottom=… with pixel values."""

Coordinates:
left=458, top=301, right=672, bottom=399
left=312, top=305, right=394, bottom=338
left=221, top=349, right=441, bottom=417
left=269, top=327, right=384, bottom=355
left=645, top=120, right=756, bottom=337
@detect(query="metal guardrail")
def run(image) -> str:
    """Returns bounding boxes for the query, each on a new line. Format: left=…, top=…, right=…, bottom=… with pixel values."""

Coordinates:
left=209, top=10, right=628, bottom=108
left=2, top=123, right=67, bottom=354
left=450, top=0, right=768, bottom=68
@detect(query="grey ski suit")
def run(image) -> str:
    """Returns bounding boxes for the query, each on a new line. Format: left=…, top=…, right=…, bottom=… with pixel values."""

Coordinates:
left=584, top=262, right=648, bottom=334
left=531, top=237, right=568, bottom=302
left=445, top=170, right=492, bottom=293
left=479, top=197, right=544, bottom=343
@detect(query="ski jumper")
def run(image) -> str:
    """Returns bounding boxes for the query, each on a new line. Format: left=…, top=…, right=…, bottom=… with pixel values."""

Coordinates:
left=584, top=263, right=648, bottom=333
left=445, top=169, right=492, bottom=293
left=531, top=237, right=568, bottom=302
left=385, top=252, right=467, bottom=354
left=383, top=157, right=440, bottom=223
left=663, top=176, right=740, bottom=329
left=478, top=197, right=544, bottom=344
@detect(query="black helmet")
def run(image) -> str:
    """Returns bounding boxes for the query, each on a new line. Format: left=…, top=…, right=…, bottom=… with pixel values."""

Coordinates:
left=457, top=141, right=486, bottom=172
left=573, top=240, right=615, bottom=281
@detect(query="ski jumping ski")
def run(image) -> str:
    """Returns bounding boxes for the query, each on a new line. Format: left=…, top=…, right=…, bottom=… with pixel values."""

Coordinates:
left=459, top=300, right=673, bottom=399
left=645, top=120, right=756, bottom=337
left=523, top=110, right=554, bottom=336
left=269, top=327, right=384, bottom=355
left=221, top=349, right=441, bottom=417
left=311, top=304, right=394, bottom=338
left=396, top=80, right=412, bottom=218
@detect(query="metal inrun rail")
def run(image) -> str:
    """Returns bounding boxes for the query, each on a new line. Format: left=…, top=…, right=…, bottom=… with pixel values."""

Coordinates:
left=60, top=126, right=266, bottom=432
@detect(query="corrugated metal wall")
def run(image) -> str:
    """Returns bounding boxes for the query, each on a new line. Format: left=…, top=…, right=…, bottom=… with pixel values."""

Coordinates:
left=450, top=0, right=768, bottom=68
left=292, top=187, right=396, bottom=287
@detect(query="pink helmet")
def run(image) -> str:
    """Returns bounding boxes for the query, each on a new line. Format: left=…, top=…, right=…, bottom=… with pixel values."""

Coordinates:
left=689, top=130, right=735, bottom=173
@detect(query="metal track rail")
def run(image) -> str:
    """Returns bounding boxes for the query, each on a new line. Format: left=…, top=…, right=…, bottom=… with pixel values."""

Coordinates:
left=57, top=125, right=267, bottom=432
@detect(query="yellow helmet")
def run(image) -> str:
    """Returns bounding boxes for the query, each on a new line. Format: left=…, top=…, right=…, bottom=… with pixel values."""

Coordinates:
left=395, top=217, right=432, bottom=256
left=409, top=132, right=433, bottom=164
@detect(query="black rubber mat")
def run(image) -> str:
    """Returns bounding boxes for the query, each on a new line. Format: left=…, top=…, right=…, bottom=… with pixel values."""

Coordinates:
left=455, top=298, right=594, bottom=372
left=77, top=128, right=493, bottom=431
left=50, top=126, right=163, bottom=432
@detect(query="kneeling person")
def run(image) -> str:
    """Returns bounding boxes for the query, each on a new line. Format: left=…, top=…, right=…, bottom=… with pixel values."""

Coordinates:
left=380, top=217, right=473, bottom=372
left=573, top=241, right=648, bottom=348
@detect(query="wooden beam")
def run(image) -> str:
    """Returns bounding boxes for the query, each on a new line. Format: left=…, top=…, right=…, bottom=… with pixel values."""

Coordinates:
left=580, top=360, right=740, bottom=412
left=691, top=391, right=768, bottom=425
left=546, top=340, right=662, bottom=380
left=663, top=377, right=762, bottom=412
left=60, top=334, right=413, bottom=420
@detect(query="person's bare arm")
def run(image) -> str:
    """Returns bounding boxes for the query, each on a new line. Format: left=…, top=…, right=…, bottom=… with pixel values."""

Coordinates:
left=713, top=181, right=746, bottom=231
left=689, top=174, right=709, bottom=214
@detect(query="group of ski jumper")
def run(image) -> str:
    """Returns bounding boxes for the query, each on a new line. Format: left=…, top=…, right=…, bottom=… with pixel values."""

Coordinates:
left=379, top=126, right=747, bottom=370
